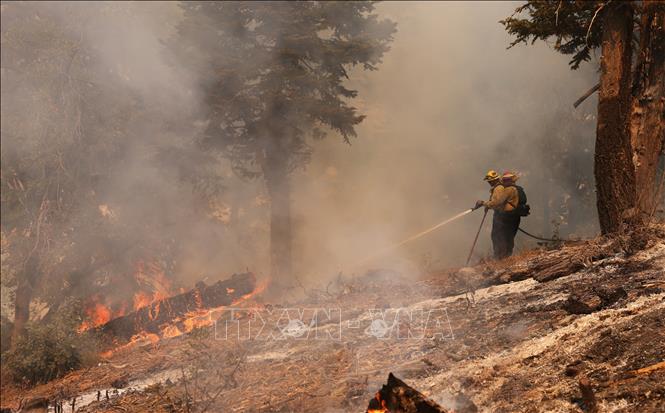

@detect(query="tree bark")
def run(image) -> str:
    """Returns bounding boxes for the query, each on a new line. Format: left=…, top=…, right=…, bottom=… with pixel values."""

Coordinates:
left=630, top=0, right=665, bottom=215
left=264, top=159, right=292, bottom=280
left=10, top=255, right=39, bottom=348
left=594, top=3, right=637, bottom=234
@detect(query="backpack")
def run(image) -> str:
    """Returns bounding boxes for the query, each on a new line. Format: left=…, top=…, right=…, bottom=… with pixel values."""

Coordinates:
left=514, top=185, right=530, bottom=217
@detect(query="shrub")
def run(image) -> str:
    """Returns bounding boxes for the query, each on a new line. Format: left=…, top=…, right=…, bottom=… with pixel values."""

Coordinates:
left=2, top=301, right=99, bottom=385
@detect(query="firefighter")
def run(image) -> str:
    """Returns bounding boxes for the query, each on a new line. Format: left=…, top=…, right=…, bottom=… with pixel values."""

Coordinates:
left=474, top=170, right=521, bottom=259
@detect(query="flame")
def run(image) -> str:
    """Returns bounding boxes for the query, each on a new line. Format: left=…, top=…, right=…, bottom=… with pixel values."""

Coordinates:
left=100, top=332, right=160, bottom=358
left=78, top=302, right=112, bottom=332
left=132, top=260, right=171, bottom=310
left=367, top=392, right=388, bottom=413
left=233, top=277, right=270, bottom=305
left=161, top=324, right=183, bottom=339
left=79, top=260, right=173, bottom=332
left=96, top=275, right=271, bottom=357
left=143, top=277, right=270, bottom=342
left=133, top=291, right=152, bottom=310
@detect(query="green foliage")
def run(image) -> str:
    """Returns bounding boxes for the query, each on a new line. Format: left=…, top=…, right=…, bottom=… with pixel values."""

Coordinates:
left=501, top=1, right=608, bottom=69
left=171, top=1, right=397, bottom=178
left=2, top=301, right=99, bottom=385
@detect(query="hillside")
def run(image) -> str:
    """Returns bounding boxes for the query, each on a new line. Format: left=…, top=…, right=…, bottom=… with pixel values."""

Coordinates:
left=2, top=224, right=664, bottom=413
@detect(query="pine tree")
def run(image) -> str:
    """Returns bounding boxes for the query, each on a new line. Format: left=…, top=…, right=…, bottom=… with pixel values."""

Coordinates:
left=502, top=1, right=664, bottom=233
left=1, top=2, right=225, bottom=347
left=172, top=2, right=396, bottom=279
left=631, top=0, right=665, bottom=215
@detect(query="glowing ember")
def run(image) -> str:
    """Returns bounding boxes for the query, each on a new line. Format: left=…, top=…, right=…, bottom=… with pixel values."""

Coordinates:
left=79, top=260, right=174, bottom=332
left=233, top=277, right=270, bottom=304
left=133, top=291, right=153, bottom=310
left=367, top=392, right=388, bottom=413
left=147, top=276, right=270, bottom=342
left=161, top=324, right=183, bottom=339
left=78, top=302, right=112, bottom=332
left=132, top=260, right=171, bottom=310
left=93, top=274, right=269, bottom=356
left=101, top=332, right=160, bottom=358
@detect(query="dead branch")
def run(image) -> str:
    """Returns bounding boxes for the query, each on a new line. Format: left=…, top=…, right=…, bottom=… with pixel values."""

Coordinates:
left=573, top=83, right=600, bottom=108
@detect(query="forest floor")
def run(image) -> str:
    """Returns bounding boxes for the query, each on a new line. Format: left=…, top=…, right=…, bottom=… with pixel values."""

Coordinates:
left=1, top=224, right=664, bottom=413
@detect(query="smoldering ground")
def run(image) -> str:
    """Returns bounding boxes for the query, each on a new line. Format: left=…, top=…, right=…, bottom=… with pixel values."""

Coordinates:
left=1, top=1, right=600, bottom=303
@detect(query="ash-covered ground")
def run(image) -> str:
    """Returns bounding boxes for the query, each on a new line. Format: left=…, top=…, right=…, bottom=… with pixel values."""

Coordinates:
left=2, top=225, right=664, bottom=413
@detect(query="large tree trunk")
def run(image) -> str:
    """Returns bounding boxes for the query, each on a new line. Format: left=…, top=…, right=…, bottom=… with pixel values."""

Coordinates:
left=264, top=160, right=292, bottom=280
left=10, top=255, right=39, bottom=348
left=594, top=3, right=637, bottom=234
left=630, top=0, right=665, bottom=215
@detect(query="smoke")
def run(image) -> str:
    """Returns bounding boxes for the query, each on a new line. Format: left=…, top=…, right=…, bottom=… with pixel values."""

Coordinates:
left=1, top=0, right=268, bottom=303
left=1, top=1, right=600, bottom=299
left=291, top=1, right=599, bottom=280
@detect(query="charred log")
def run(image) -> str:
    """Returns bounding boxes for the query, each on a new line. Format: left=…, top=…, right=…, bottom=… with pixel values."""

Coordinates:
left=488, top=242, right=612, bottom=284
left=366, top=373, right=452, bottom=413
left=95, top=272, right=256, bottom=345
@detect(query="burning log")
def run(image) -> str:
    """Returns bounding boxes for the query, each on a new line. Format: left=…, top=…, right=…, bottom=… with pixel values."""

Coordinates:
left=367, top=373, right=449, bottom=413
left=95, top=272, right=256, bottom=345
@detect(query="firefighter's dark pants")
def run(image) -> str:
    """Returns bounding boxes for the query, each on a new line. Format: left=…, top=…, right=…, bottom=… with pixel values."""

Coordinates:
left=491, top=211, right=521, bottom=259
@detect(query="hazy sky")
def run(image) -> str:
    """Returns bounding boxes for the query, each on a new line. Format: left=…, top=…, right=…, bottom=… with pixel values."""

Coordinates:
left=290, top=1, right=598, bottom=279
left=1, top=1, right=600, bottom=288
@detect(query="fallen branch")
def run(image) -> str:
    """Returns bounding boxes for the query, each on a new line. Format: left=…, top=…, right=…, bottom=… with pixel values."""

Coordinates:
left=573, top=83, right=600, bottom=108
left=631, top=360, right=665, bottom=375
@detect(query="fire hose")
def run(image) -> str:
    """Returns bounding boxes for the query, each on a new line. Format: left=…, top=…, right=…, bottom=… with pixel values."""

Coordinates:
left=517, top=227, right=563, bottom=242
left=464, top=206, right=566, bottom=265
left=350, top=206, right=565, bottom=270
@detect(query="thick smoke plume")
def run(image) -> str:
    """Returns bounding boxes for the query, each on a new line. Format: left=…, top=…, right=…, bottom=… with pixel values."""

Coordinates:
left=291, top=2, right=598, bottom=280
left=1, top=1, right=600, bottom=305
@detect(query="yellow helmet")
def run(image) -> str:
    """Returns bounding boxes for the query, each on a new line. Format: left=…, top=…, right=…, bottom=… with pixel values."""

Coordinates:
left=483, top=170, right=500, bottom=181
